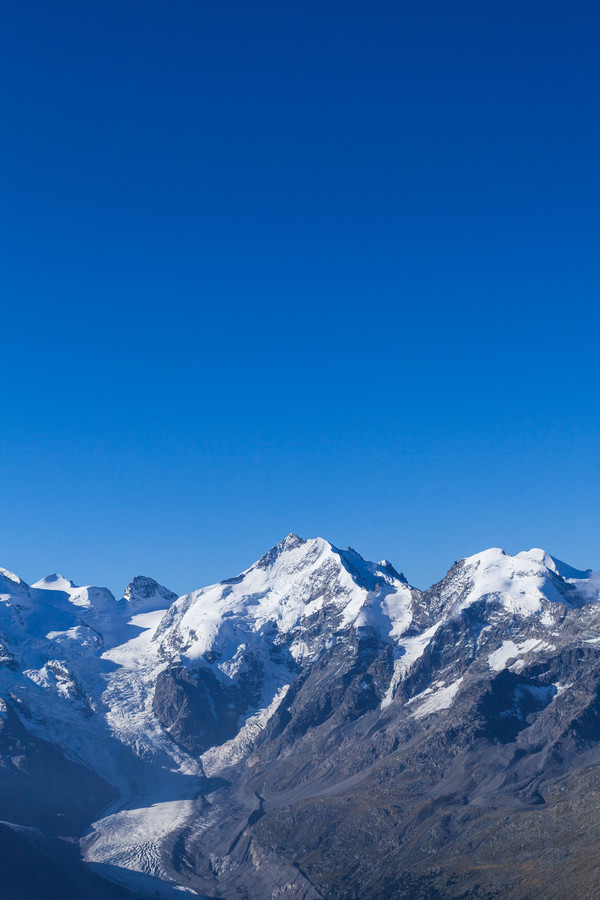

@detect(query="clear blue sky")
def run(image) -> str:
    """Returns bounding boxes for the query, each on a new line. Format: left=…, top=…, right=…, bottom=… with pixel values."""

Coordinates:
left=1, top=1, right=599, bottom=596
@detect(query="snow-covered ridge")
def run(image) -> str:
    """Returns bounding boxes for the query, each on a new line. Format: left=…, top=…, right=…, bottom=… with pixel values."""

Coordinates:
left=0, top=540, right=597, bottom=724
left=447, top=546, right=596, bottom=616
left=153, top=535, right=413, bottom=667
left=0, top=538, right=597, bottom=745
left=123, top=575, right=178, bottom=614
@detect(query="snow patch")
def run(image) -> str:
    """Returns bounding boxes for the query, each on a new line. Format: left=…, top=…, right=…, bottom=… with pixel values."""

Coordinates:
left=381, top=622, right=441, bottom=709
left=412, top=677, right=464, bottom=719
left=201, top=684, right=291, bottom=776
left=487, top=639, right=555, bottom=673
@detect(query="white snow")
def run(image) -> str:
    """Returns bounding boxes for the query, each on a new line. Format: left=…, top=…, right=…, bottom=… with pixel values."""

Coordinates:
left=0, top=572, right=204, bottom=889
left=381, top=622, right=442, bottom=709
left=487, top=639, right=555, bottom=672
left=201, top=684, right=291, bottom=776
left=412, top=677, right=464, bottom=719
left=32, top=574, right=118, bottom=612
left=85, top=796, right=196, bottom=881
left=156, top=536, right=414, bottom=730
left=515, top=549, right=590, bottom=581
left=458, top=549, right=559, bottom=615
left=457, top=547, right=596, bottom=617
left=0, top=536, right=597, bottom=892
left=32, top=573, right=76, bottom=591
left=157, top=537, right=412, bottom=668
left=0, top=567, right=24, bottom=586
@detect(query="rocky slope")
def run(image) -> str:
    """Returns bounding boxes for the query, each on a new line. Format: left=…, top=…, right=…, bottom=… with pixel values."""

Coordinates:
left=1, top=537, right=600, bottom=898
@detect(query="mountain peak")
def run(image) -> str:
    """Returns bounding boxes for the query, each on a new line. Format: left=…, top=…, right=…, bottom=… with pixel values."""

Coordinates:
left=461, top=547, right=591, bottom=583
left=276, top=532, right=306, bottom=553
left=32, top=573, right=77, bottom=591
left=515, top=548, right=591, bottom=580
left=254, top=532, right=308, bottom=569
left=447, top=545, right=598, bottom=617
left=122, top=575, right=178, bottom=613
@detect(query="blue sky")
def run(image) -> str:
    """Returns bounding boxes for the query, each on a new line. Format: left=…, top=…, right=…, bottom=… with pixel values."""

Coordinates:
left=2, top=1, right=599, bottom=596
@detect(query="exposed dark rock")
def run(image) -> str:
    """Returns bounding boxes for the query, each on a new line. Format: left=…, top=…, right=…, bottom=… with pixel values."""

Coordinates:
left=153, top=653, right=264, bottom=754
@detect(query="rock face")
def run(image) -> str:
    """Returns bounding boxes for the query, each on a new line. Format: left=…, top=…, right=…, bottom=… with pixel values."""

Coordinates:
left=152, top=661, right=260, bottom=753
left=122, top=575, right=178, bottom=614
left=1, top=542, right=600, bottom=898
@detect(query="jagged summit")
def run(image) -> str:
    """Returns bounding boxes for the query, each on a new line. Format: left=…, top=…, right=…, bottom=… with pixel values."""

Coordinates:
left=154, top=534, right=413, bottom=664
left=282, top=531, right=304, bottom=548
left=254, top=531, right=307, bottom=569
left=122, top=575, right=178, bottom=614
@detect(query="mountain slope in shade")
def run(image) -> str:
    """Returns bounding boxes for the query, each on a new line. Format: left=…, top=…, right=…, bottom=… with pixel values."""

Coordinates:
left=0, top=537, right=600, bottom=898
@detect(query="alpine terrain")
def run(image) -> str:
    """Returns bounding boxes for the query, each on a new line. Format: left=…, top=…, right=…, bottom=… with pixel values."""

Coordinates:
left=2, top=535, right=600, bottom=898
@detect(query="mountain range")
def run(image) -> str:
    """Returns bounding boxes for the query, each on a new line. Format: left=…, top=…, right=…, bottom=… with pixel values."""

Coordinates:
left=1, top=534, right=600, bottom=898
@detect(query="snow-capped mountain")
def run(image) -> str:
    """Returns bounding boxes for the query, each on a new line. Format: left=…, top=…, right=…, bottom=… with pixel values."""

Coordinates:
left=152, top=534, right=413, bottom=757
left=1, top=536, right=600, bottom=899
